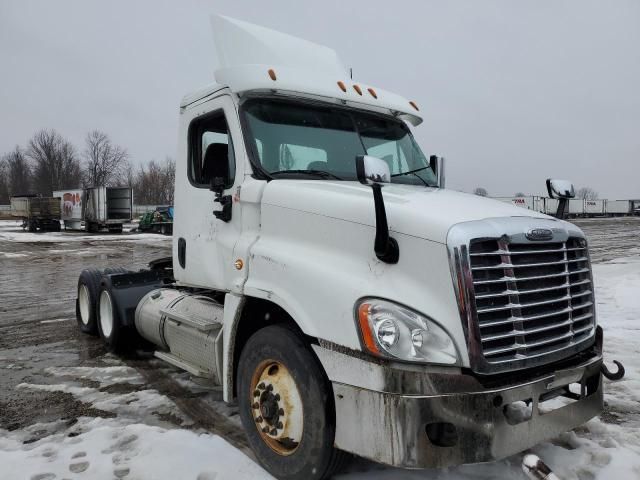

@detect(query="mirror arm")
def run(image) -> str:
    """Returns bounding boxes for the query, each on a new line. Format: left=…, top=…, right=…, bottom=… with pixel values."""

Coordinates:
left=371, top=183, right=399, bottom=264
left=556, top=198, right=568, bottom=220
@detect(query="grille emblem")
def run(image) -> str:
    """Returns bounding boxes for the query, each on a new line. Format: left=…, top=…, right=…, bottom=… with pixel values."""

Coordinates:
left=526, top=228, right=553, bottom=241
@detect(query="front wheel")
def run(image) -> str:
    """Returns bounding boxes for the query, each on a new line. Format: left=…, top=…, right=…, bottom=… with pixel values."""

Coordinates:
left=237, top=325, right=346, bottom=480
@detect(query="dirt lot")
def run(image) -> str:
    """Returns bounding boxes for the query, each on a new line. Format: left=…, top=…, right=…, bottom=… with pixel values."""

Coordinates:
left=1, top=217, right=639, bottom=479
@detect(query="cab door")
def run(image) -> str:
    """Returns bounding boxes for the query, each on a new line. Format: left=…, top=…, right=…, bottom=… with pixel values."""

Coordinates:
left=173, top=94, right=245, bottom=291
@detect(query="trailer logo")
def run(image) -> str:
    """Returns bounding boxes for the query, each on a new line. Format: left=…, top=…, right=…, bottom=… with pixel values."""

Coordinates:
left=526, top=228, right=553, bottom=241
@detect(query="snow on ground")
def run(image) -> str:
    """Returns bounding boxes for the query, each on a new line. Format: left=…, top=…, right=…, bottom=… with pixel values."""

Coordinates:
left=0, top=220, right=169, bottom=247
left=0, top=417, right=269, bottom=480
left=1, top=362, right=272, bottom=479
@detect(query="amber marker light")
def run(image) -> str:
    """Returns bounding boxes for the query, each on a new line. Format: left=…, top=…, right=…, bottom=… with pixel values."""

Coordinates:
left=409, top=101, right=419, bottom=111
left=353, top=84, right=363, bottom=95
left=268, top=68, right=277, bottom=81
left=358, top=303, right=379, bottom=354
left=234, top=259, right=244, bottom=270
left=367, top=88, right=378, bottom=99
left=337, top=81, right=347, bottom=92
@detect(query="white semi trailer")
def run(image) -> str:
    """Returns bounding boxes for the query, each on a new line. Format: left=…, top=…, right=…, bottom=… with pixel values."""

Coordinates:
left=74, top=16, right=625, bottom=480
left=53, top=189, right=84, bottom=230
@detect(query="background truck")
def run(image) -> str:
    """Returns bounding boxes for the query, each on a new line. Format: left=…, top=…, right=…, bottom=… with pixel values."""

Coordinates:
left=83, top=186, right=133, bottom=233
left=10, top=195, right=61, bottom=232
left=137, top=206, right=173, bottom=235
left=53, top=189, right=84, bottom=230
left=74, top=16, right=625, bottom=480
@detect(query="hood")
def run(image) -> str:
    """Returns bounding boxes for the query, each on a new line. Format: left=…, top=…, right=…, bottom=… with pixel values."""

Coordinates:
left=261, top=180, right=554, bottom=244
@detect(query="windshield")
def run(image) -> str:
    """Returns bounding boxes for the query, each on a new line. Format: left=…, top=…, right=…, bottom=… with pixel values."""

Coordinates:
left=242, top=99, right=437, bottom=186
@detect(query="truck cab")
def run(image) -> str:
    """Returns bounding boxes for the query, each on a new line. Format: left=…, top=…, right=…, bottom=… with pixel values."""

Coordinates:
left=75, top=16, right=620, bottom=480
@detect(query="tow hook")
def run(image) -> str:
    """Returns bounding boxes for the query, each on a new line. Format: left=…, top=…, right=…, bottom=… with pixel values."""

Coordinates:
left=601, top=360, right=625, bottom=381
left=522, top=454, right=559, bottom=480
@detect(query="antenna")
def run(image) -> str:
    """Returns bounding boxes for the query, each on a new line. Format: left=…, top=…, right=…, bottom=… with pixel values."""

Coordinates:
left=350, top=67, right=353, bottom=79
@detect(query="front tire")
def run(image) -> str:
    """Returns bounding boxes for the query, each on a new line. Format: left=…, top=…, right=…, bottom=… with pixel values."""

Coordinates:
left=238, top=325, right=346, bottom=480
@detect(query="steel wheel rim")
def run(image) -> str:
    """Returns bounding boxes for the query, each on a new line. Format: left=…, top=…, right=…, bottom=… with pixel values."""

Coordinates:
left=99, top=290, right=114, bottom=338
left=78, top=285, right=91, bottom=325
left=250, top=359, right=304, bottom=456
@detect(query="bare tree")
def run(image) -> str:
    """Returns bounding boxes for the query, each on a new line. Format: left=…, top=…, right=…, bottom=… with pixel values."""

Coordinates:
left=26, top=129, right=82, bottom=195
left=575, top=186, right=598, bottom=200
left=0, top=157, right=9, bottom=203
left=2, top=146, right=31, bottom=196
left=83, top=130, right=129, bottom=187
left=473, top=187, right=488, bottom=197
left=514, top=192, right=525, bottom=197
left=132, top=157, right=175, bottom=205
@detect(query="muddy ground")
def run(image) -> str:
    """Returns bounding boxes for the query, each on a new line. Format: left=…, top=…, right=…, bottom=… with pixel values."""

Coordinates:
left=1, top=217, right=639, bottom=473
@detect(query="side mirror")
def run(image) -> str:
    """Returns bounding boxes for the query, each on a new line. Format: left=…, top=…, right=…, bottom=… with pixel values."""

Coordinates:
left=545, top=178, right=574, bottom=220
left=546, top=179, right=575, bottom=199
left=354, top=155, right=399, bottom=264
left=355, top=155, right=391, bottom=185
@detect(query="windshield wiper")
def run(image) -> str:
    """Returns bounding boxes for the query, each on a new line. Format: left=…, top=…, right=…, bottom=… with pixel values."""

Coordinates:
left=269, top=169, right=344, bottom=180
left=391, top=166, right=432, bottom=187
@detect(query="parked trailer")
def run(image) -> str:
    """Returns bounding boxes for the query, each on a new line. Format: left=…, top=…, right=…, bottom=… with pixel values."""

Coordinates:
left=0, top=204, right=11, bottom=220
left=10, top=196, right=61, bottom=232
left=584, top=199, right=606, bottom=217
left=606, top=200, right=632, bottom=216
left=543, top=197, right=559, bottom=216
left=53, top=189, right=84, bottom=229
left=494, top=196, right=545, bottom=212
left=84, top=186, right=133, bottom=233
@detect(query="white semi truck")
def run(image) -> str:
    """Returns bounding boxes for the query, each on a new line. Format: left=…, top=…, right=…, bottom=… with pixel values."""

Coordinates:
left=75, top=16, right=625, bottom=479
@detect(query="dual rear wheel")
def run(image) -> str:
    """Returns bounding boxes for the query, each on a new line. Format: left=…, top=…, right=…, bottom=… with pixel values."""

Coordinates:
left=75, top=268, right=132, bottom=351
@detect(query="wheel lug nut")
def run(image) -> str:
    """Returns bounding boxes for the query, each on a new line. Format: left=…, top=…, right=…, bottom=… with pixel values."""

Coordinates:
left=255, top=416, right=263, bottom=423
left=274, top=394, right=280, bottom=401
left=270, top=428, right=277, bottom=435
left=277, top=422, right=283, bottom=429
left=253, top=390, right=260, bottom=397
left=252, top=402, right=259, bottom=409
left=266, top=384, right=273, bottom=392
left=262, top=427, right=269, bottom=433
left=258, top=383, right=266, bottom=390
left=278, top=408, right=284, bottom=416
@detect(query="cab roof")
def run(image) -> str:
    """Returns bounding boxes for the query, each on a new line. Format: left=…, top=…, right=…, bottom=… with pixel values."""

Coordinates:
left=181, top=16, right=423, bottom=126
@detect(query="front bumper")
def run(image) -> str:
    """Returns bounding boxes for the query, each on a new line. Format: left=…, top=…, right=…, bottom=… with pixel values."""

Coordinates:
left=331, top=354, right=603, bottom=468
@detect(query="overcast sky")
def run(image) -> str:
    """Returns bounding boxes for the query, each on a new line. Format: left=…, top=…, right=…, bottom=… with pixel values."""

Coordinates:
left=1, top=0, right=638, bottom=198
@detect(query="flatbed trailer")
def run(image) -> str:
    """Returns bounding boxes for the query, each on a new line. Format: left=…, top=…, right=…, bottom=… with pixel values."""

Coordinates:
left=10, top=196, right=61, bottom=232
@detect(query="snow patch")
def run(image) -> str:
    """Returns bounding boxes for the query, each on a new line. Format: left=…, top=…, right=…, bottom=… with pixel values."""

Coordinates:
left=0, top=417, right=271, bottom=480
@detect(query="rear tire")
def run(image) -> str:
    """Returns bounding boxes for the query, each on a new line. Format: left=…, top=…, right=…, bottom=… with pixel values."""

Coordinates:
left=76, top=268, right=130, bottom=336
left=96, top=284, right=128, bottom=352
left=76, top=269, right=103, bottom=335
left=237, top=325, right=347, bottom=480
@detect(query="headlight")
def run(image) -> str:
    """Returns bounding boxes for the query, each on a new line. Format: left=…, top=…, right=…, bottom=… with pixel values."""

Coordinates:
left=356, top=298, right=459, bottom=365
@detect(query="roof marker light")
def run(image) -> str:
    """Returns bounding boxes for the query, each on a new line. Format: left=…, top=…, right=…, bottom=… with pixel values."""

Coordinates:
left=353, top=84, right=363, bottom=96
left=268, top=69, right=277, bottom=81
left=367, top=88, right=377, bottom=99
left=409, top=101, right=419, bottom=111
left=337, top=81, right=347, bottom=92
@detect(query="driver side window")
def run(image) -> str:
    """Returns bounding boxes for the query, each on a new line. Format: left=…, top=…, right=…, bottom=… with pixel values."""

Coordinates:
left=188, top=110, right=236, bottom=189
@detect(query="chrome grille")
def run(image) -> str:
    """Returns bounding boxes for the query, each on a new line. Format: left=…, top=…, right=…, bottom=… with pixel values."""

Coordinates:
left=468, top=237, right=595, bottom=365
